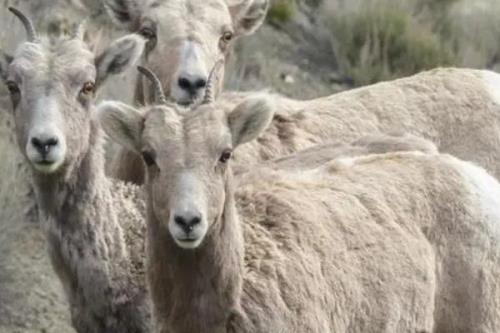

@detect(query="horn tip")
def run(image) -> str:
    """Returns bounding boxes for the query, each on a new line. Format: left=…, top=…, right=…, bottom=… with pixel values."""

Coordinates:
left=137, top=66, right=154, bottom=78
left=137, top=66, right=149, bottom=74
left=8, top=6, right=38, bottom=42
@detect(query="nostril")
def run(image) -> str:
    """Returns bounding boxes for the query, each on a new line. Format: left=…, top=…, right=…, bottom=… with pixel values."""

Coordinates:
left=174, top=214, right=202, bottom=233
left=31, top=137, right=59, bottom=155
left=194, top=79, right=206, bottom=89
left=46, top=138, right=58, bottom=147
left=31, top=137, right=43, bottom=149
left=178, top=77, right=192, bottom=91
left=174, top=215, right=187, bottom=227
left=191, top=216, right=201, bottom=225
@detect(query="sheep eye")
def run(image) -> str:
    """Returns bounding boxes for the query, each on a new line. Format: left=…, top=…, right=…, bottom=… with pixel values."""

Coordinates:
left=219, top=149, right=232, bottom=164
left=142, top=150, right=157, bottom=167
left=81, top=82, right=95, bottom=95
left=221, top=32, right=233, bottom=43
left=6, top=81, right=19, bottom=95
left=139, top=27, right=156, bottom=40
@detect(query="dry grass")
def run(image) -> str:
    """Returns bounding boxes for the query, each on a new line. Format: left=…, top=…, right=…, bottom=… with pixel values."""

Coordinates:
left=322, top=0, right=500, bottom=86
left=327, top=1, right=455, bottom=86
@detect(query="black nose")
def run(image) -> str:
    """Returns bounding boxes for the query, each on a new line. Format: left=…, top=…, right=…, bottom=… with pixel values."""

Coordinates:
left=174, top=214, right=201, bottom=234
left=177, top=76, right=207, bottom=95
left=31, top=137, right=58, bottom=156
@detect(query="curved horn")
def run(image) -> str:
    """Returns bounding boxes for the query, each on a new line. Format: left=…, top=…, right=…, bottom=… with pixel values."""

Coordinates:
left=202, top=59, right=224, bottom=105
left=137, top=66, right=167, bottom=105
left=9, top=7, right=37, bottom=42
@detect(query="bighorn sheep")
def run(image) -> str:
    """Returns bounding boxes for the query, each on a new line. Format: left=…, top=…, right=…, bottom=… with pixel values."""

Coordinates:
left=112, top=66, right=500, bottom=184
left=102, top=0, right=500, bottom=186
left=99, top=69, right=500, bottom=333
left=0, top=8, right=150, bottom=333
left=103, top=0, right=269, bottom=105
left=102, top=0, right=272, bottom=183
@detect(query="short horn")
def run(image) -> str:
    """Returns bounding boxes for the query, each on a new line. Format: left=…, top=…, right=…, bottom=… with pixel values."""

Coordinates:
left=9, top=7, right=37, bottom=42
left=73, top=19, right=88, bottom=40
left=202, top=59, right=224, bottom=105
left=137, top=66, right=167, bottom=105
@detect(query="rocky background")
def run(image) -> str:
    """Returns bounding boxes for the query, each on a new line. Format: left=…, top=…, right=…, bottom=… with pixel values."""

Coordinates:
left=1, top=0, right=499, bottom=332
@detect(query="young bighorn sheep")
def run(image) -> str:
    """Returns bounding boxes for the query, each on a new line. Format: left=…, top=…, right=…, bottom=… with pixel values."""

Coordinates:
left=1, top=8, right=151, bottom=333
left=102, top=0, right=500, bottom=185
left=99, top=69, right=500, bottom=333
left=103, top=0, right=269, bottom=105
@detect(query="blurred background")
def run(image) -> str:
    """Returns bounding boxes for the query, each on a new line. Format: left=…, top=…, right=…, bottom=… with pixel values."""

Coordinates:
left=232, top=0, right=500, bottom=97
left=1, top=0, right=499, bottom=332
left=2, top=0, right=500, bottom=99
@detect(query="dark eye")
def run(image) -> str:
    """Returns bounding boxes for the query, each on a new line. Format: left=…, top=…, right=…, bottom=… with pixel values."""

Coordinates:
left=139, top=27, right=156, bottom=40
left=80, top=82, right=95, bottom=96
left=221, top=31, right=233, bottom=43
left=6, top=81, right=19, bottom=95
left=219, top=149, right=232, bottom=164
left=142, top=150, right=157, bottom=167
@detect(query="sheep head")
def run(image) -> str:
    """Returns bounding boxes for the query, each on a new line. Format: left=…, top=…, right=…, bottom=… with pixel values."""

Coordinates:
left=98, top=67, right=274, bottom=249
left=103, top=0, right=269, bottom=105
left=2, top=7, right=146, bottom=176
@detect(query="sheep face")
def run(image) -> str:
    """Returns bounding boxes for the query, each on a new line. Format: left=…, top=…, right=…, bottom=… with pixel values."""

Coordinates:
left=1, top=9, right=146, bottom=176
left=98, top=95, right=274, bottom=250
left=149, top=106, right=231, bottom=249
left=4, top=39, right=95, bottom=175
left=104, top=0, right=269, bottom=105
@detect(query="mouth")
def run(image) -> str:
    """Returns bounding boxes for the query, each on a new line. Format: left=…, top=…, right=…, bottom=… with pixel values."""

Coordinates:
left=174, top=236, right=203, bottom=249
left=178, top=237, right=197, bottom=242
left=37, top=159, right=55, bottom=165
left=31, top=159, right=63, bottom=174
left=178, top=98, right=195, bottom=107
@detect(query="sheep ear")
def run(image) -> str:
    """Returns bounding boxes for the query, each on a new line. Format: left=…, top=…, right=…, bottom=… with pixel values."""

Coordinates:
left=230, top=0, right=269, bottom=36
left=97, top=101, right=144, bottom=152
left=0, top=52, right=13, bottom=82
left=228, top=95, right=274, bottom=147
left=95, top=34, right=146, bottom=87
left=103, top=0, right=140, bottom=26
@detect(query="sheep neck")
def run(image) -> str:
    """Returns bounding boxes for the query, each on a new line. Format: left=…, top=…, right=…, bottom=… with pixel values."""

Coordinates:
left=32, top=122, right=128, bottom=302
left=148, top=171, right=245, bottom=333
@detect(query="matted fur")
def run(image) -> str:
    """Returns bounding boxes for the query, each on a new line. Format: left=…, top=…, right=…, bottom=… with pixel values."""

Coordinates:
left=237, top=132, right=438, bottom=173
left=230, top=68, right=500, bottom=175
left=228, top=151, right=500, bottom=333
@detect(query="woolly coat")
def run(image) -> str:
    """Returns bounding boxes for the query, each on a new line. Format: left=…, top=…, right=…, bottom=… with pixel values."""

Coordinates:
left=227, top=151, right=500, bottom=333
left=111, top=68, right=500, bottom=183
left=0, top=95, right=75, bottom=332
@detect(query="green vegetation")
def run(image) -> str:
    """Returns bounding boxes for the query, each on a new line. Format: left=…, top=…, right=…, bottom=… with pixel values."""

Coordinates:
left=267, top=0, right=323, bottom=25
left=268, top=0, right=296, bottom=25
left=328, top=2, right=455, bottom=86
left=263, top=0, right=500, bottom=87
